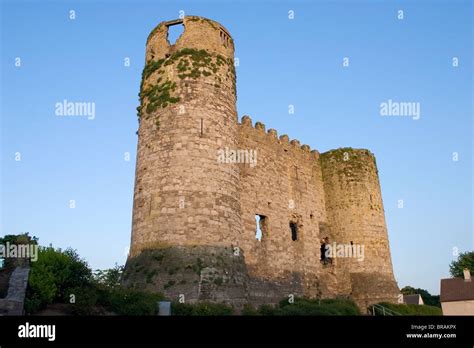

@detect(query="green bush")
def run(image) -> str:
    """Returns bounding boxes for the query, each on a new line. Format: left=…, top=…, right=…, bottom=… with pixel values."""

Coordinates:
left=23, top=242, right=166, bottom=315
left=318, top=298, right=361, bottom=315
left=257, top=304, right=279, bottom=316
left=93, top=264, right=123, bottom=289
left=70, top=286, right=99, bottom=315
left=25, top=246, right=92, bottom=314
left=277, top=297, right=360, bottom=315
left=244, top=297, right=361, bottom=316
left=97, top=287, right=164, bottom=315
left=171, top=302, right=234, bottom=316
left=241, top=304, right=260, bottom=316
left=24, top=267, right=57, bottom=313
left=371, top=302, right=442, bottom=316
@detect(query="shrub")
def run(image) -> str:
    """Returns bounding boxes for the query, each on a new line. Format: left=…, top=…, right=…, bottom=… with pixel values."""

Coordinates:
left=171, top=302, right=234, bottom=316
left=23, top=243, right=165, bottom=316
left=93, top=264, right=123, bottom=289
left=97, top=288, right=164, bottom=315
left=24, top=269, right=57, bottom=313
left=257, top=304, right=279, bottom=316
left=70, top=285, right=99, bottom=315
left=241, top=304, right=260, bottom=316
left=25, top=246, right=92, bottom=314
left=318, top=298, right=361, bottom=315
left=252, top=297, right=361, bottom=316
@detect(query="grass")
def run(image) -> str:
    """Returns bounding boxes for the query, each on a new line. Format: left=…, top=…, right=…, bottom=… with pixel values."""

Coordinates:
left=242, top=297, right=361, bottom=316
left=370, top=302, right=442, bottom=316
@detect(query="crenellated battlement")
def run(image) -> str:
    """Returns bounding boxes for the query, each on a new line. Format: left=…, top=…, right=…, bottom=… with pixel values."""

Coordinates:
left=237, top=115, right=319, bottom=161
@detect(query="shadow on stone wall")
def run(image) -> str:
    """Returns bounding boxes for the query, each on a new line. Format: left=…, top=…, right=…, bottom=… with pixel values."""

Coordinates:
left=350, top=272, right=399, bottom=313
left=122, top=245, right=306, bottom=309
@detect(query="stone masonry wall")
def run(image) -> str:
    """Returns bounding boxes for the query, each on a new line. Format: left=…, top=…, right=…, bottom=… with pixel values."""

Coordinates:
left=320, top=149, right=397, bottom=275
left=0, top=267, right=30, bottom=316
left=130, top=16, right=241, bottom=255
left=236, top=116, right=340, bottom=299
left=127, top=16, right=399, bottom=308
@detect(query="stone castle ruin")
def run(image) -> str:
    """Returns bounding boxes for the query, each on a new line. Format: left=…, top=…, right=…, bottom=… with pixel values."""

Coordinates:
left=124, top=16, right=399, bottom=310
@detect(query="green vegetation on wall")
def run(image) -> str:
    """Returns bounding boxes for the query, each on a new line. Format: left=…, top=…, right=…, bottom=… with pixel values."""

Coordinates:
left=137, top=57, right=180, bottom=122
left=320, top=147, right=375, bottom=178
left=137, top=48, right=236, bottom=123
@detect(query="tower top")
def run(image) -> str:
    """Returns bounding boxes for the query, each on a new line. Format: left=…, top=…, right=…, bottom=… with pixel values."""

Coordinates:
left=146, top=16, right=234, bottom=62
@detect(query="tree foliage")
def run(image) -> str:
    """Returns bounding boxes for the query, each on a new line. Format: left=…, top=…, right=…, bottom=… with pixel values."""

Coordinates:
left=93, top=264, right=124, bottom=289
left=400, top=286, right=440, bottom=307
left=449, top=251, right=474, bottom=278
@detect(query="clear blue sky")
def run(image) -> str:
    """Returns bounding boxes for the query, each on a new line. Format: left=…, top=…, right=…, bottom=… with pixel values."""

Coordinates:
left=1, top=0, right=472, bottom=295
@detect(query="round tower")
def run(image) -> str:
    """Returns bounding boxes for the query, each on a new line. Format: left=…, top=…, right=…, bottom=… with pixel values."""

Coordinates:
left=320, top=148, right=398, bottom=304
left=130, top=16, right=241, bottom=256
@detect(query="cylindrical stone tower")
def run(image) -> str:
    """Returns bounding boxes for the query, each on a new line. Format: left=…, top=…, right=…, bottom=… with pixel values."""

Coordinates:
left=130, top=16, right=241, bottom=255
left=124, top=17, right=248, bottom=305
left=320, top=148, right=398, bottom=305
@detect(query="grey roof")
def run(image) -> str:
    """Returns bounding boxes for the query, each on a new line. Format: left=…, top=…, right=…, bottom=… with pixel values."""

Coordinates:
left=403, top=294, right=422, bottom=305
left=440, top=278, right=474, bottom=302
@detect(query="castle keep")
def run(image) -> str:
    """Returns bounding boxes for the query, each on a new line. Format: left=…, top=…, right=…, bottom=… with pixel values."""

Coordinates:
left=124, top=16, right=399, bottom=310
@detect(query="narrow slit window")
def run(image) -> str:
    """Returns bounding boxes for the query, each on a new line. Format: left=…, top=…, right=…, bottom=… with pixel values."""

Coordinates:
left=255, top=215, right=267, bottom=241
left=320, top=237, right=331, bottom=265
left=290, top=222, right=298, bottom=241
left=220, top=30, right=228, bottom=47
left=320, top=240, right=326, bottom=261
